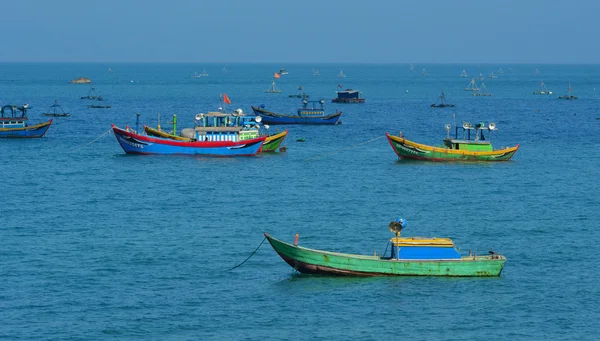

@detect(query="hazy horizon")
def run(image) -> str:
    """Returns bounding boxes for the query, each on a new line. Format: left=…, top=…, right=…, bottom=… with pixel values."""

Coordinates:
left=3, top=0, right=599, bottom=64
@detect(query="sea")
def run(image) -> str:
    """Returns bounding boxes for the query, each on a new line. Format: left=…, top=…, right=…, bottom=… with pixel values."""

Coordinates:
left=1, top=63, right=599, bottom=340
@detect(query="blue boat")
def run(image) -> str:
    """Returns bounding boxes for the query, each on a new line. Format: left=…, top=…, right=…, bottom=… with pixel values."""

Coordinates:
left=251, top=99, right=342, bottom=125
left=0, top=104, right=52, bottom=138
left=112, top=110, right=267, bottom=156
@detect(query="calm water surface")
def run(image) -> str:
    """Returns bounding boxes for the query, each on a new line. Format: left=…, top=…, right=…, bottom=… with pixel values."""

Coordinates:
left=1, top=63, right=599, bottom=340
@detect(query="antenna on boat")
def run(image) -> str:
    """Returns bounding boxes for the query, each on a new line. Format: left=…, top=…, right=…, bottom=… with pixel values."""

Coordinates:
left=135, top=113, right=140, bottom=133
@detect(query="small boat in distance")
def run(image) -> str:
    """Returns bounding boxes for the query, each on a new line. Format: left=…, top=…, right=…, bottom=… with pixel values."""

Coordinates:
left=421, top=68, right=428, bottom=76
left=265, top=217, right=505, bottom=277
left=488, top=71, right=497, bottom=79
left=473, top=83, right=492, bottom=96
left=252, top=99, right=342, bottom=125
left=191, top=70, right=208, bottom=78
left=465, top=78, right=480, bottom=91
left=337, top=70, right=346, bottom=78
left=1, top=104, right=52, bottom=138
left=312, top=68, right=321, bottom=76
left=430, top=91, right=455, bottom=108
left=288, top=85, right=309, bottom=99
left=460, top=69, right=468, bottom=77
left=558, top=82, right=578, bottom=100
left=279, top=68, right=288, bottom=75
left=81, top=87, right=100, bottom=100
left=386, top=121, right=519, bottom=162
left=265, top=80, right=282, bottom=93
left=533, top=82, right=553, bottom=95
left=87, top=91, right=111, bottom=108
left=496, top=68, right=505, bottom=74
left=332, top=86, right=365, bottom=103
left=43, top=100, right=70, bottom=117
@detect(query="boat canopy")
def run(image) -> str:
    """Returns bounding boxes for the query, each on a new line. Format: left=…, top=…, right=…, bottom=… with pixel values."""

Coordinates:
left=1, top=104, right=29, bottom=119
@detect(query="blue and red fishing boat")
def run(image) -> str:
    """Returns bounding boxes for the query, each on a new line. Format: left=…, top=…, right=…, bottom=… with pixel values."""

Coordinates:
left=112, top=109, right=267, bottom=156
left=0, top=104, right=52, bottom=138
left=251, top=99, right=341, bottom=125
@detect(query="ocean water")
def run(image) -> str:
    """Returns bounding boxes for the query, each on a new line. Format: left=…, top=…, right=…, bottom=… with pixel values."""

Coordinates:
left=1, top=63, right=599, bottom=340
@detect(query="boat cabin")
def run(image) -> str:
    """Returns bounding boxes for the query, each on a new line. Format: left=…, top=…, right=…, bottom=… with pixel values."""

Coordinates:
left=332, top=89, right=365, bottom=103
left=390, top=237, right=461, bottom=260
left=192, top=109, right=260, bottom=142
left=442, top=122, right=496, bottom=152
left=1, top=104, right=30, bottom=128
left=297, top=99, right=327, bottom=116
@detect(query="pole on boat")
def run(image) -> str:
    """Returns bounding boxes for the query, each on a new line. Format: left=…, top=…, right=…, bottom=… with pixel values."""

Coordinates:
left=173, top=114, right=177, bottom=135
left=157, top=112, right=161, bottom=132
left=294, top=234, right=299, bottom=246
left=135, top=113, right=140, bottom=133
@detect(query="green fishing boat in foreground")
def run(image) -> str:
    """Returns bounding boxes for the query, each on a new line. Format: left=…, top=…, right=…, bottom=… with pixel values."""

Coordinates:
left=265, top=219, right=505, bottom=277
left=386, top=121, right=519, bottom=161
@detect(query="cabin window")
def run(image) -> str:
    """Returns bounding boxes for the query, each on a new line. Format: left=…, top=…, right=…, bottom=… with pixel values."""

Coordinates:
left=455, top=144, right=459, bottom=150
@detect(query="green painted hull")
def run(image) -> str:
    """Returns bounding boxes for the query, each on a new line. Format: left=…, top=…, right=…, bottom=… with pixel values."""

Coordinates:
left=386, top=133, right=519, bottom=162
left=265, top=234, right=505, bottom=277
left=262, top=131, right=287, bottom=152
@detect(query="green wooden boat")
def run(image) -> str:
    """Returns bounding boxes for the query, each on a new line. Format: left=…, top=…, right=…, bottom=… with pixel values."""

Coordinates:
left=262, top=129, right=288, bottom=152
left=386, top=121, right=519, bottom=162
left=265, top=219, right=505, bottom=277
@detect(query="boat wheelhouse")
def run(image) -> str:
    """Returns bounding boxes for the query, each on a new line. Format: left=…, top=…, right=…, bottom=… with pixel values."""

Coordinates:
left=0, top=104, right=52, bottom=138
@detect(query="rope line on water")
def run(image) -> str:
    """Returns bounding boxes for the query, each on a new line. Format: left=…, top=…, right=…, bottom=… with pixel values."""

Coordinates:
left=70, top=127, right=113, bottom=153
left=225, top=237, right=267, bottom=271
left=304, top=135, right=386, bottom=161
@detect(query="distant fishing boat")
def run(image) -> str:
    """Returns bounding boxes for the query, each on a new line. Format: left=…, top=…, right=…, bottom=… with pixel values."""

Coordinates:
left=460, top=69, right=468, bottom=77
left=488, top=71, right=497, bottom=79
left=0, top=104, right=52, bottom=138
left=558, top=82, right=578, bottom=100
left=191, top=70, right=208, bottom=78
left=464, top=78, right=480, bottom=91
left=288, top=85, right=309, bottom=98
left=80, top=87, right=100, bottom=100
left=87, top=89, right=111, bottom=108
left=533, top=81, right=553, bottom=95
left=473, top=83, right=492, bottom=96
left=332, top=85, right=365, bottom=103
left=421, top=68, right=428, bottom=76
left=252, top=99, right=342, bottom=125
left=337, top=70, right=346, bottom=78
left=265, top=217, right=506, bottom=277
left=478, top=73, right=485, bottom=80
left=43, top=100, right=70, bottom=117
left=535, top=68, right=540, bottom=75
left=430, top=90, right=455, bottom=108
left=496, top=68, right=505, bottom=74
left=279, top=68, right=288, bottom=75
left=265, top=80, right=282, bottom=93
left=312, top=68, right=321, bottom=76
left=409, top=64, right=415, bottom=73
left=386, top=121, right=519, bottom=162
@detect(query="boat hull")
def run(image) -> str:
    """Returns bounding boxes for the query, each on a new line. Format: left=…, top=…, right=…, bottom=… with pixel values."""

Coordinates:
left=112, top=125, right=266, bottom=156
left=332, top=98, right=365, bottom=103
left=386, top=133, right=519, bottom=162
left=265, top=234, right=505, bottom=277
left=0, top=120, right=52, bottom=138
left=262, top=130, right=288, bottom=152
left=252, top=106, right=341, bottom=125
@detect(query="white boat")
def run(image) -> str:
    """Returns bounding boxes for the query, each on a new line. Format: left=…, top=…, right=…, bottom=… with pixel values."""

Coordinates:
left=265, top=80, right=282, bottom=93
left=465, top=78, right=480, bottom=91
left=192, top=70, right=209, bottom=78
left=488, top=71, right=497, bottom=79
left=421, top=68, right=428, bottom=76
left=533, top=81, right=552, bottom=95
left=337, top=70, right=346, bottom=78
left=279, top=68, right=288, bottom=75
left=460, top=69, right=468, bottom=77
left=312, top=68, right=321, bottom=76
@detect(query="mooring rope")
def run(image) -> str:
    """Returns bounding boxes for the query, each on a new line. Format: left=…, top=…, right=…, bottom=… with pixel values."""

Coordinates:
left=70, top=127, right=113, bottom=153
left=304, top=135, right=386, bottom=161
left=225, top=237, right=267, bottom=271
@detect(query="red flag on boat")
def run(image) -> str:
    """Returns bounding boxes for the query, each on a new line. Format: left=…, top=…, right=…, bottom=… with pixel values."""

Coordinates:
left=274, top=72, right=281, bottom=79
left=222, top=93, right=232, bottom=104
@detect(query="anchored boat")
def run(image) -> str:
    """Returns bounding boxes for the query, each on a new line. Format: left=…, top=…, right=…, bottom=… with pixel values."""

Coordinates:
left=112, top=110, right=267, bottom=156
left=558, top=82, right=578, bottom=100
left=288, top=85, right=309, bottom=99
left=430, top=90, right=455, bottom=108
left=332, top=86, right=365, bottom=103
left=386, top=121, right=519, bottom=161
left=43, top=100, right=70, bottom=117
left=265, top=80, right=282, bottom=93
left=473, top=83, right=492, bottom=96
left=0, top=104, right=52, bottom=138
left=265, top=218, right=505, bottom=277
left=533, top=81, right=553, bottom=95
left=251, top=99, right=342, bottom=125
left=464, top=78, right=480, bottom=91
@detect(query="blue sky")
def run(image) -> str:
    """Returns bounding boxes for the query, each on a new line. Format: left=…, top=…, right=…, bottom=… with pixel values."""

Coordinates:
left=3, top=0, right=598, bottom=63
